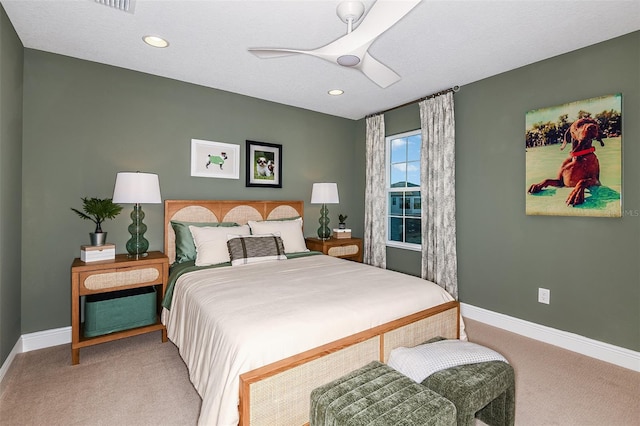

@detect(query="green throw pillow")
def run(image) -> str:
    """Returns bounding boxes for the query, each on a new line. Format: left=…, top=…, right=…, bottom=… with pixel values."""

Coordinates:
left=171, top=220, right=239, bottom=264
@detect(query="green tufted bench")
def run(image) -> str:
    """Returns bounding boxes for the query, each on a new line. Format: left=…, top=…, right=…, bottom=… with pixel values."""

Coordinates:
left=421, top=360, right=515, bottom=426
left=310, top=361, right=457, bottom=426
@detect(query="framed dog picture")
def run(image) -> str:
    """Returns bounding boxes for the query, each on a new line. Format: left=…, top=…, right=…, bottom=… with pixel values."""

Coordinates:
left=525, top=93, right=622, bottom=217
left=246, top=140, right=282, bottom=188
left=191, top=139, right=240, bottom=179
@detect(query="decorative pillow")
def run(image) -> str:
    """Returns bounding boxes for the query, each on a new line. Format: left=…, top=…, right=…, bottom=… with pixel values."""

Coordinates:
left=264, top=215, right=301, bottom=221
left=189, top=224, right=250, bottom=266
left=171, top=220, right=239, bottom=264
left=247, top=217, right=309, bottom=253
left=227, top=234, right=287, bottom=266
left=387, top=340, right=508, bottom=383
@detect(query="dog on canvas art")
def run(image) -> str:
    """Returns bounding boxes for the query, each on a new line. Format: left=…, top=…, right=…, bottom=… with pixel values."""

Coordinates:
left=528, top=118, right=604, bottom=205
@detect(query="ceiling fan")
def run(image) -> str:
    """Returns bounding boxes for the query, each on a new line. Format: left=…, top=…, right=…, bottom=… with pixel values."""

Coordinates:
left=248, top=0, right=421, bottom=88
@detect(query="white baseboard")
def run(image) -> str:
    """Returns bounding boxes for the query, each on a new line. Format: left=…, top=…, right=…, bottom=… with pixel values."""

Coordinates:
left=0, top=326, right=71, bottom=385
left=0, top=339, right=22, bottom=384
left=461, top=303, right=640, bottom=372
left=20, top=326, right=71, bottom=352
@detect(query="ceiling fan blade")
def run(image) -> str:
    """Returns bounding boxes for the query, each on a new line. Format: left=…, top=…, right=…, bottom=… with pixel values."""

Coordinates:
left=357, top=52, right=401, bottom=88
left=248, top=48, right=304, bottom=59
left=250, top=46, right=342, bottom=69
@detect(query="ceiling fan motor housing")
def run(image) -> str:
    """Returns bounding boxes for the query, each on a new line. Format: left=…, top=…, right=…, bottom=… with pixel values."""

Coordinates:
left=337, top=1, right=365, bottom=25
left=337, top=54, right=361, bottom=67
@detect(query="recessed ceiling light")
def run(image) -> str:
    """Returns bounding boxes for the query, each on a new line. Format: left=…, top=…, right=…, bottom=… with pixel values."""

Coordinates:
left=328, top=89, right=344, bottom=96
left=143, top=35, right=169, bottom=48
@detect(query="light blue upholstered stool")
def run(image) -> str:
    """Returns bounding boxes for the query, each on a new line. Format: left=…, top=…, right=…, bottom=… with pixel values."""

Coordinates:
left=310, top=361, right=457, bottom=426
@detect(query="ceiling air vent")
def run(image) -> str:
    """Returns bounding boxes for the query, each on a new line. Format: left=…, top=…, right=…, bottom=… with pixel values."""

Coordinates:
left=94, top=0, right=135, bottom=13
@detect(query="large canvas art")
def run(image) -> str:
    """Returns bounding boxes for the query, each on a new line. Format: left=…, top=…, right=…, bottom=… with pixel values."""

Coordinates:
left=525, top=94, right=622, bottom=217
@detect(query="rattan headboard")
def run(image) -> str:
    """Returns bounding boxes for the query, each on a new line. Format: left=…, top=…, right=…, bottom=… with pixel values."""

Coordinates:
left=164, top=200, right=304, bottom=264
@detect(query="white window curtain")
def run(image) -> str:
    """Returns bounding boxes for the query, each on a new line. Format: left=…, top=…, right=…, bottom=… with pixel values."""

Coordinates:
left=364, top=114, right=386, bottom=268
left=419, top=92, right=458, bottom=299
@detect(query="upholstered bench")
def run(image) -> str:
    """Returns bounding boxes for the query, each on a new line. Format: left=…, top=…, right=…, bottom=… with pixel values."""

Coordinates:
left=387, top=338, right=515, bottom=426
left=310, top=361, right=457, bottom=426
left=421, top=360, right=515, bottom=426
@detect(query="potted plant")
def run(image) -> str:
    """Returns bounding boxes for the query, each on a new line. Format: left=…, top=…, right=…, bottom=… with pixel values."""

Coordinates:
left=338, top=214, right=348, bottom=229
left=71, top=197, right=123, bottom=246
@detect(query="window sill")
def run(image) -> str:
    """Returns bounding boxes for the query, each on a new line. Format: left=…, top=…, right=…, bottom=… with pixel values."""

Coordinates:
left=386, top=242, right=421, bottom=252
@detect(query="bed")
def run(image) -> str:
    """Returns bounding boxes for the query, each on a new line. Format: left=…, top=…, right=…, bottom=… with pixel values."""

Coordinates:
left=161, top=200, right=464, bottom=426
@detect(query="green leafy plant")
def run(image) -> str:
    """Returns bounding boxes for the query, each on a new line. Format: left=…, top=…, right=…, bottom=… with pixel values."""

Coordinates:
left=71, top=197, right=123, bottom=233
left=338, top=214, right=348, bottom=223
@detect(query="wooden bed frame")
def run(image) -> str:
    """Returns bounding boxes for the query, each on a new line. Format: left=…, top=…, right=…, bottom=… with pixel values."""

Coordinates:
left=163, top=200, right=460, bottom=426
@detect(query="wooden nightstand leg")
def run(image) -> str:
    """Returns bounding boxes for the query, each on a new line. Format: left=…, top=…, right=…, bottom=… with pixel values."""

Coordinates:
left=72, top=348, right=80, bottom=365
left=161, top=327, right=168, bottom=343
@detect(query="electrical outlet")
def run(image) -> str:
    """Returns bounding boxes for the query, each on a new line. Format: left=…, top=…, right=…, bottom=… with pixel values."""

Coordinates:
left=538, top=288, right=550, bottom=304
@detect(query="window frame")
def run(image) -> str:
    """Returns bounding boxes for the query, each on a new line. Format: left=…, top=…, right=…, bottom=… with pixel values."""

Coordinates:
left=385, top=129, right=422, bottom=252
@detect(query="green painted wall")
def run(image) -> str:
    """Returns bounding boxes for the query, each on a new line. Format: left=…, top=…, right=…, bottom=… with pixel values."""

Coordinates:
left=10, top=28, right=639, bottom=360
left=21, top=50, right=358, bottom=334
left=373, top=32, right=639, bottom=351
left=0, top=5, right=23, bottom=365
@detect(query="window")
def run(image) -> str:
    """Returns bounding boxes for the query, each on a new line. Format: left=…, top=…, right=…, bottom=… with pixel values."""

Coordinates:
left=386, top=130, right=421, bottom=250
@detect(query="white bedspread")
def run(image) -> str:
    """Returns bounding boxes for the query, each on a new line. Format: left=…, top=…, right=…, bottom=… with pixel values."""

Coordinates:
left=163, top=255, right=463, bottom=426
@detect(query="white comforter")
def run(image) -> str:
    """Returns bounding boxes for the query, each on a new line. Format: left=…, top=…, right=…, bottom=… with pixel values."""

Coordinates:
left=163, top=255, right=462, bottom=426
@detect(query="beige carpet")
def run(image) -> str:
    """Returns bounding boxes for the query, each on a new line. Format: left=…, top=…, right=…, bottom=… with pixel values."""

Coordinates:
left=1, top=320, right=638, bottom=425
left=464, top=318, right=639, bottom=426
left=0, top=331, right=200, bottom=425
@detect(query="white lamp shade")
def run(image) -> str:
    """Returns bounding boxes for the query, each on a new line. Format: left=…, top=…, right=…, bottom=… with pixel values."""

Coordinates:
left=311, top=182, right=339, bottom=204
left=112, top=172, right=162, bottom=204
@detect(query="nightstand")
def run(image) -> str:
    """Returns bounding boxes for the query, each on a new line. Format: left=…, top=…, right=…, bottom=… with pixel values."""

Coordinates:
left=305, top=236, right=363, bottom=263
left=70, top=251, right=169, bottom=365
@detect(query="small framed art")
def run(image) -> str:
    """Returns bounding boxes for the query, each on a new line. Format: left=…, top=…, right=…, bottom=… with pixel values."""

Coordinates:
left=191, top=139, right=240, bottom=179
left=246, top=140, right=282, bottom=188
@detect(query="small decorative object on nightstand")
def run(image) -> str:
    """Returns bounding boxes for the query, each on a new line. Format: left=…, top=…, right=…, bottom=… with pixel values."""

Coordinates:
left=338, top=214, right=348, bottom=229
left=305, top=236, right=363, bottom=263
left=333, top=228, right=352, bottom=239
left=70, top=251, right=169, bottom=365
left=70, top=197, right=123, bottom=246
left=80, top=243, right=115, bottom=262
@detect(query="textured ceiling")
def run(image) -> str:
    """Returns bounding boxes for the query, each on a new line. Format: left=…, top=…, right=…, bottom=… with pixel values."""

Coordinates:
left=3, top=0, right=639, bottom=120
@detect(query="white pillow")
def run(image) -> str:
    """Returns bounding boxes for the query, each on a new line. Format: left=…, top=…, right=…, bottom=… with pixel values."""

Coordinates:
left=387, top=340, right=508, bottom=383
left=189, top=224, right=250, bottom=266
left=247, top=218, right=309, bottom=253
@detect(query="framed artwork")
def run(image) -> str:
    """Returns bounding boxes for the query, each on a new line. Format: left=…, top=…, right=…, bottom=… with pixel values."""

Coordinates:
left=525, top=93, right=622, bottom=217
left=246, top=140, right=282, bottom=188
left=191, top=139, right=240, bottom=179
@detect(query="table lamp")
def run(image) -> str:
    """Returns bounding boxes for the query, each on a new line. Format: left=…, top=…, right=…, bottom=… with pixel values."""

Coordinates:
left=311, top=182, right=339, bottom=240
left=112, top=171, right=162, bottom=258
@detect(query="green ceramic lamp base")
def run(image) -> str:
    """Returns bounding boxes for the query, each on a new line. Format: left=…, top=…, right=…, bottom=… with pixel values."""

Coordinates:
left=317, top=203, right=331, bottom=240
left=126, top=204, right=150, bottom=258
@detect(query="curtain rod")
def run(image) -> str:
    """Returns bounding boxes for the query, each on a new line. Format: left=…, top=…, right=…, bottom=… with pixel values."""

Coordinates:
left=366, top=85, right=460, bottom=119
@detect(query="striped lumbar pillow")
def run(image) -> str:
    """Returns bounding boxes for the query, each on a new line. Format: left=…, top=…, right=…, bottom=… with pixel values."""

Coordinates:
left=227, top=234, right=287, bottom=266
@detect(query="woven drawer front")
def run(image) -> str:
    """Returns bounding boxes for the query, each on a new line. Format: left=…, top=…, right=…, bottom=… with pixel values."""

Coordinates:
left=83, top=267, right=160, bottom=291
left=327, top=245, right=358, bottom=257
